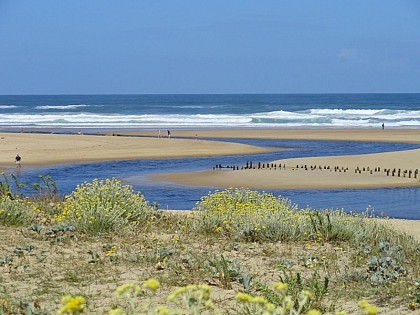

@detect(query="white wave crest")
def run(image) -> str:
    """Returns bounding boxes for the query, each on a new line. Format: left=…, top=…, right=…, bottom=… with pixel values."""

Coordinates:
left=1, top=108, right=420, bottom=129
left=35, top=104, right=90, bottom=110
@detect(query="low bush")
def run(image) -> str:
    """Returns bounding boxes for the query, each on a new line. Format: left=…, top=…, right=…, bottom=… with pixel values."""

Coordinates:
left=59, top=178, right=153, bottom=234
left=192, top=188, right=298, bottom=241
left=0, top=197, right=34, bottom=226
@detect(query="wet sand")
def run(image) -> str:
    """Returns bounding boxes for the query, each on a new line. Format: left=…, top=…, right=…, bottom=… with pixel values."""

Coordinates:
left=111, top=128, right=420, bottom=143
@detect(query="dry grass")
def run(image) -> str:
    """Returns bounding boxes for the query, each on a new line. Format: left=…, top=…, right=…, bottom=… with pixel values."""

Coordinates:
left=1, top=210, right=419, bottom=314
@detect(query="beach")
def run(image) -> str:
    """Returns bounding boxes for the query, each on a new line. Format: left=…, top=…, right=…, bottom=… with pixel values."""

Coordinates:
left=113, top=128, right=420, bottom=143
left=131, top=128, right=420, bottom=190
left=1, top=129, right=419, bottom=189
left=0, top=132, right=274, bottom=167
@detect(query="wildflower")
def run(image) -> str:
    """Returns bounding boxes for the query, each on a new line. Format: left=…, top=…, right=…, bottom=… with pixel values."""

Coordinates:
left=283, top=296, right=293, bottom=310
left=204, top=300, right=214, bottom=309
left=264, top=303, right=275, bottom=311
left=300, top=290, right=313, bottom=299
left=168, top=287, right=187, bottom=302
left=143, top=278, right=160, bottom=292
left=306, top=310, right=321, bottom=315
left=251, top=296, right=267, bottom=304
left=273, top=282, right=288, bottom=292
left=235, top=292, right=254, bottom=303
left=115, top=283, right=140, bottom=297
left=108, top=308, right=127, bottom=315
left=358, top=300, right=378, bottom=315
left=364, top=305, right=378, bottom=315
left=58, top=295, right=85, bottom=314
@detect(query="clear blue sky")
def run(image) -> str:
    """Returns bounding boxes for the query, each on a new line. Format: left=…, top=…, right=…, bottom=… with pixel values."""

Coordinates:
left=1, top=0, right=419, bottom=94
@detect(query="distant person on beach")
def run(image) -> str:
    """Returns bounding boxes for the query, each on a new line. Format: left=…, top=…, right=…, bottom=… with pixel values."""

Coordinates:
left=158, top=130, right=161, bottom=138
left=167, top=130, right=171, bottom=138
left=382, top=123, right=385, bottom=130
left=15, top=154, right=21, bottom=168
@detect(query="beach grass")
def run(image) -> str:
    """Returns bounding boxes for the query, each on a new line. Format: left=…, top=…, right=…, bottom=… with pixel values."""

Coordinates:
left=0, top=178, right=419, bottom=314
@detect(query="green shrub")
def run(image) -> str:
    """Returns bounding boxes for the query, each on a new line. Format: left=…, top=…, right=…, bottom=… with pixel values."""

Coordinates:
left=192, top=188, right=299, bottom=241
left=60, top=178, right=153, bottom=234
left=0, top=197, right=35, bottom=226
left=191, top=188, right=417, bottom=246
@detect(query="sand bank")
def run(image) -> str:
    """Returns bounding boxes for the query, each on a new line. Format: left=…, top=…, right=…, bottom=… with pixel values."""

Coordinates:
left=111, top=128, right=420, bottom=143
left=2, top=129, right=420, bottom=190
left=148, top=129, right=420, bottom=189
left=150, top=148, right=420, bottom=189
left=0, top=132, right=274, bottom=168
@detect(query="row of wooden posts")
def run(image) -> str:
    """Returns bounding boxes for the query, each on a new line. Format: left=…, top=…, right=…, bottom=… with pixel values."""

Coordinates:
left=213, top=162, right=419, bottom=179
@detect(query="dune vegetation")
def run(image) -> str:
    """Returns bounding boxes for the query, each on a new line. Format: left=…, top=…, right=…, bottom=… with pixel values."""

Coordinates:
left=0, top=174, right=419, bottom=314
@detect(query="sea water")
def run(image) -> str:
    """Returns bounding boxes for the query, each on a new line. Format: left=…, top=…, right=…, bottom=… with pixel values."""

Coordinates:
left=1, top=94, right=419, bottom=219
left=1, top=94, right=420, bottom=129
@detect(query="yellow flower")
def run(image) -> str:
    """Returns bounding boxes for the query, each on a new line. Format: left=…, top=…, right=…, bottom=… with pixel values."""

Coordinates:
left=235, top=292, right=253, bottom=303
left=143, top=278, right=160, bottom=292
left=284, top=296, right=293, bottom=310
left=251, top=296, right=267, bottom=304
left=306, top=310, right=321, bottom=315
left=300, top=290, right=313, bottom=299
left=108, top=308, right=127, bottom=315
left=364, top=305, right=378, bottom=315
left=168, top=287, right=187, bottom=302
left=58, top=295, right=85, bottom=314
left=204, top=300, right=214, bottom=309
left=115, top=283, right=140, bottom=297
left=358, top=300, right=369, bottom=309
left=273, top=282, right=288, bottom=292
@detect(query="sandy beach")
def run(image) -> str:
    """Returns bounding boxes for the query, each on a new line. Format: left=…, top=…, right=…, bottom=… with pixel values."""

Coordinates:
left=1, top=129, right=419, bottom=190
left=112, top=128, right=420, bottom=143
left=0, top=132, right=274, bottom=168
left=144, top=128, right=420, bottom=190
left=151, top=147, right=420, bottom=189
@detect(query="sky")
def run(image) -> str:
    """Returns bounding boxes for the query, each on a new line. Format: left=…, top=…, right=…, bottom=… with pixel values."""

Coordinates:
left=0, top=0, right=419, bottom=94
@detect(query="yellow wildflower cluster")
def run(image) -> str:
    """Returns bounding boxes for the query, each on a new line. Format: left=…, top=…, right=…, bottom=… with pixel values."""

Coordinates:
left=115, top=283, right=141, bottom=298
left=58, top=295, right=86, bottom=314
left=56, top=280, right=383, bottom=315
left=167, top=284, right=212, bottom=302
left=58, top=178, right=152, bottom=234
left=194, top=188, right=296, bottom=239
left=143, top=278, right=160, bottom=292
left=0, top=196, right=34, bottom=226
left=358, top=300, right=378, bottom=315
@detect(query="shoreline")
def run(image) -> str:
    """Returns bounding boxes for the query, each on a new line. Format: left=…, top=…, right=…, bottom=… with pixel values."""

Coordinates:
left=110, top=128, right=420, bottom=143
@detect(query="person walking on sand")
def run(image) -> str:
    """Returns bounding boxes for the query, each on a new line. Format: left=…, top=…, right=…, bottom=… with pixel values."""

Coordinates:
left=15, top=154, right=21, bottom=168
left=382, top=123, right=385, bottom=130
left=167, top=130, right=171, bottom=138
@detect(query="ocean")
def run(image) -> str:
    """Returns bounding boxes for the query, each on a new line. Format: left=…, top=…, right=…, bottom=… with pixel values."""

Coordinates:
left=1, top=94, right=420, bottom=129
left=1, top=94, right=419, bottom=219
